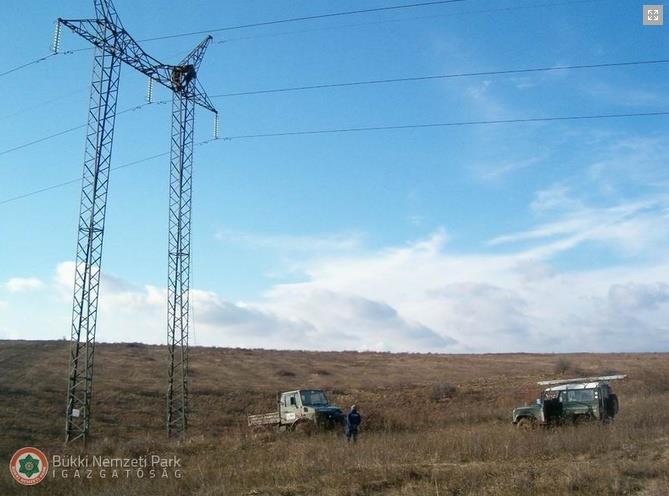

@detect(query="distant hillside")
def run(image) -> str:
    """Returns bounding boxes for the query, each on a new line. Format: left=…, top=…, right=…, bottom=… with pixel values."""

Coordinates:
left=0, top=340, right=667, bottom=495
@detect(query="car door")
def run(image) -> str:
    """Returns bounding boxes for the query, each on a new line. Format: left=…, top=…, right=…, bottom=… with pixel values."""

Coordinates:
left=281, top=392, right=300, bottom=424
left=596, top=386, right=606, bottom=420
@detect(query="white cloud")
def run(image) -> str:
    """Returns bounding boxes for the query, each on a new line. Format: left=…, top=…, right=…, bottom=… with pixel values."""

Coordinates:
left=5, top=277, right=45, bottom=293
left=261, top=228, right=669, bottom=352
left=192, top=289, right=316, bottom=347
left=489, top=194, right=669, bottom=260
left=6, top=187, right=669, bottom=353
left=33, top=232, right=458, bottom=352
left=607, top=283, right=669, bottom=312
left=260, top=287, right=455, bottom=352
left=585, top=136, right=669, bottom=194
left=55, top=261, right=75, bottom=299
left=530, top=184, right=584, bottom=213
left=476, top=156, right=546, bottom=181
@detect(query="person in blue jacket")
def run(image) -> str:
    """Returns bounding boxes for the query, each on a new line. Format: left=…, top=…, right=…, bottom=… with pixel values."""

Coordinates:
left=345, top=404, right=362, bottom=442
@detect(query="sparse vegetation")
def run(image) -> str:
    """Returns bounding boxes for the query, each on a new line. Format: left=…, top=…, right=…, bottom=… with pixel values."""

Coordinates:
left=430, top=382, right=457, bottom=402
left=554, top=357, right=573, bottom=375
left=0, top=341, right=667, bottom=495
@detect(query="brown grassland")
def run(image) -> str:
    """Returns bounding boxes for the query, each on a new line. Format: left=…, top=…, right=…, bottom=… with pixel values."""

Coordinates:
left=0, top=340, right=668, bottom=495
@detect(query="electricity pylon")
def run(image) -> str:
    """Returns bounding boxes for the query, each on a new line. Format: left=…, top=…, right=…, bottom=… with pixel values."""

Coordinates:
left=56, top=0, right=217, bottom=443
left=165, top=39, right=216, bottom=437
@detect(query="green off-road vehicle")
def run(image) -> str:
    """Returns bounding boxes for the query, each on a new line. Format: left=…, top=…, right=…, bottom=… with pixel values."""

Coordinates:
left=248, top=389, right=344, bottom=432
left=512, top=375, right=625, bottom=428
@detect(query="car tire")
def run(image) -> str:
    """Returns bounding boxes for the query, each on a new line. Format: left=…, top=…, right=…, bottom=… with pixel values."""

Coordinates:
left=517, top=417, right=536, bottom=430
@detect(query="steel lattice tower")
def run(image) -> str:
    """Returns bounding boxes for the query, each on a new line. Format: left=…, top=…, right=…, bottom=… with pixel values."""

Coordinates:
left=167, top=90, right=195, bottom=435
left=56, top=0, right=217, bottom=443
left=166, top=40, right=214, bottom=437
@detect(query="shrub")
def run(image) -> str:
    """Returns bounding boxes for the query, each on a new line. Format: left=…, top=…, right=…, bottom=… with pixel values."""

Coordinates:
left=431, top=382, right=457, bottom=402
left=276, top=369, right=296, bottom=377
left=554, top=358, right=572, bottom=375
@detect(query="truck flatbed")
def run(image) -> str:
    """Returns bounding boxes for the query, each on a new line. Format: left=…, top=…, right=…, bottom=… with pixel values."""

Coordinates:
left=248, top=412, right=280, bottom=427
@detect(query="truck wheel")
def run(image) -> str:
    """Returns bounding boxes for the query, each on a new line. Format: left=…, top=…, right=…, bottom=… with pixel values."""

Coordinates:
left=517, top=417, right=536, bottom=430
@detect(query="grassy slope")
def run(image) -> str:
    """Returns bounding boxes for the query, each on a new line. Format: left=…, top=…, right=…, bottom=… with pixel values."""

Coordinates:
left=0, top=340, right=667, bottom=495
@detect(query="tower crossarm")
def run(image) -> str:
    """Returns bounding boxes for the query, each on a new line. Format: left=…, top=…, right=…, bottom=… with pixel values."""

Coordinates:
left=58, top=18, right=217, bottom=114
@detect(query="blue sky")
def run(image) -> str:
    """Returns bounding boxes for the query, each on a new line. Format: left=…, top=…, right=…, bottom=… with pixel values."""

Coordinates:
left=1, top=0, right=668, bottom=352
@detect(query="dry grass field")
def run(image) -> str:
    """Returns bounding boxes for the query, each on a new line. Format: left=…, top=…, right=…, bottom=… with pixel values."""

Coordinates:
left=0, top=340, right=668, bottom=495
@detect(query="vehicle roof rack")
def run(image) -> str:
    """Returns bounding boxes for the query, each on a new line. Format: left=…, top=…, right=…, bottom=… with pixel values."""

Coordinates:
left=537, top=374, right=626, bottom=386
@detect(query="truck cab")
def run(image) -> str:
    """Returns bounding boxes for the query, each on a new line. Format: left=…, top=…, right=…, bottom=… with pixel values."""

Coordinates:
left=512, top=375, right=624, bottom=428
left=248, top=389, right=344, bottom=431
left=279, top=389, right=344, bottom=428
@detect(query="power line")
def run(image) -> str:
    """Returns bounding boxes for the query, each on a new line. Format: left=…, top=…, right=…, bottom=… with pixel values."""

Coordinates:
left=11, top=51, right=648, bottom=124
left=39, top=1, right=468, bottom=57
left=0, top=123, right=85, bottom=158
left=0, top=151, right=171, bottom=206
left=0, top=50, right=85, bottom=80
left=211, top=58, right=669, bottom=98
left=217, top=0, right=605, bottom=45
left=221, top=111, right=669, bottom=140
left=142, top=0, right=467, bottom=42
left=1, top=0, right=603, bottom=80
left=0, top=88, right=86, bottom=122
left=2, top=55, right=665, bottom=158
left=0, top=53, right=57, bottom=78
left=0, top=102, right=167, bottom=159
left=0, top=2, right=466, bottom=78
left=2, top=110, right=667, bottom=207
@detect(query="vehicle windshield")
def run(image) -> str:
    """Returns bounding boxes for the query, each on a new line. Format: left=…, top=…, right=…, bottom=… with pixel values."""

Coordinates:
left=300, top=390, right=329, bottom=406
